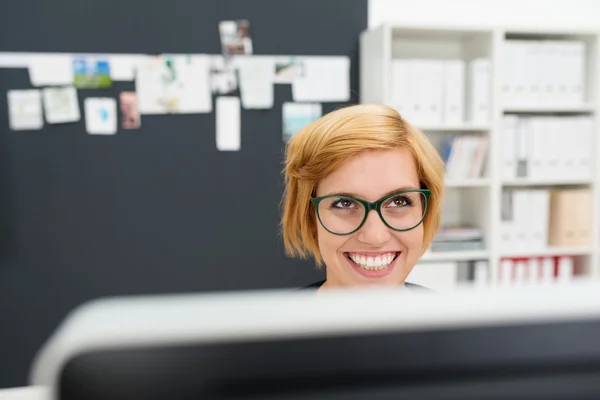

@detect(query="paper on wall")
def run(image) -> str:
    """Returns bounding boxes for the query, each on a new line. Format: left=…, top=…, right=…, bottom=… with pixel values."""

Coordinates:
left=29, top=54, right=74, bottom=87
left=292, top=57, right=350, bottom=102
left=109, top=54, right=142, bottom=81
left=216, top=97, right=241, bottom=151
left=7, top=89, right=44, bottom=131
left=237, top=58, right=274, bottom=109
left=282, top=102, right=322, bottom=143
left=84, top=98, right=117, bottom=135
left=136, top=54, right=212, bottom=114
left=0, top=53, right=32, bottom=68
left=42, top=86, right=80, bottom=124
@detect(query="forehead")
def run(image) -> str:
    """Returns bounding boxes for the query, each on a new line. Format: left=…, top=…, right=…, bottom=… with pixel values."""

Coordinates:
left=316, top=148, right=419, bottom=199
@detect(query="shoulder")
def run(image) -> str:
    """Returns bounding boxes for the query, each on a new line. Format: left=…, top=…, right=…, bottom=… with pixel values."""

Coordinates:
left=301, top=280, right=326, bottom=289
left=404, top=282, right=432, bottom=291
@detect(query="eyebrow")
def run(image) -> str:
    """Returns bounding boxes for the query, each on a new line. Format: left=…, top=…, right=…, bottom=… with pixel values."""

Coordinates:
left=322, top=186, right=420, bottom=199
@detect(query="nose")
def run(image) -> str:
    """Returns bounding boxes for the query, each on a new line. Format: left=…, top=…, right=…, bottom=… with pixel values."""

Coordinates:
left=356, top=209, right=391, bottom=246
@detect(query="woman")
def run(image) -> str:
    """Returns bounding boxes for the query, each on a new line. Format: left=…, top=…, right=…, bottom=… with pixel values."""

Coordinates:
left=281, top=104, right=444, bottom=290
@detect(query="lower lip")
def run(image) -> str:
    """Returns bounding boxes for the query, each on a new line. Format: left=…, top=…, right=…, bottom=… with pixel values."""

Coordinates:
left=346, top=253, right=399, bottom=279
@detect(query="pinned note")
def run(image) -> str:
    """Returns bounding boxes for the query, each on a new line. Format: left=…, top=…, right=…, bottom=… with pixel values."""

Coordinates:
left=292, top=57, right=350, bottom=102
left=216, top=97, right=241, bottom=151
left=237, top=58, right=274, bottom=109
left=109, top=54, right=141, bottom=81
left=42, top=86, right=80, bottom=124
left=29, top=54, right=74, bottom=87
left=84, top=98, right=117, bottom=135
left=7, top=89, right=44, bottom=131
left=136, top=54, right=212, bottom=114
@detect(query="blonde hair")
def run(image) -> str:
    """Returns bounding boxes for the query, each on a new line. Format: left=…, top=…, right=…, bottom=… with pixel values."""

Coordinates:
left=281, top=104, right=444, bottom=265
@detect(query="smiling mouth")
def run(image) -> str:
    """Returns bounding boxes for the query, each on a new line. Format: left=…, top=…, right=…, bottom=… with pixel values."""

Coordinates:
left=345, top=252, right=400, bottom=271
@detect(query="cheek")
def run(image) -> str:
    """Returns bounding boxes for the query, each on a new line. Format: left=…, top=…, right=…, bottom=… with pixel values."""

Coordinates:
left=316, top=224, right=346, bottom=264
left=394, top=225, right=424, bottom=250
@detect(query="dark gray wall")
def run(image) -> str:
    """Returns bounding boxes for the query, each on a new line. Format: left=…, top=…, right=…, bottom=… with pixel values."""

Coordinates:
left=0, top=0, right=366, bottom=388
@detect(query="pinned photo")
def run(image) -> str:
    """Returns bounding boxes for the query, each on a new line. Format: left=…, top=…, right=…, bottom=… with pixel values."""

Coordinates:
left=120, top=92, right=141, bottom=129
left=275, top=58, right=305, bottom=84
left=73, top=57, right=112, bottom=89
left=210, top=56, right=238, bottom=94
left=219, top=20, right=253, bottom=55
left=282, top=102, right=322, bottom=143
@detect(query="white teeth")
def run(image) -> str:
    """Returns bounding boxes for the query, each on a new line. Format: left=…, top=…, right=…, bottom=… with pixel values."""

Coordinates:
left=348, top=252, right=397, bottom=271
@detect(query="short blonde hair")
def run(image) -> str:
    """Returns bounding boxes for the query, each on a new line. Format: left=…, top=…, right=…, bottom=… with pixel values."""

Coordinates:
left=281, top=104, right=444, bottom=265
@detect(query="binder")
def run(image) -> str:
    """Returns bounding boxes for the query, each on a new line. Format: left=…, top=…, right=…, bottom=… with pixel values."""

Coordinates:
left=531, top=190, right=550, bottom=250
left=467, top=58, right=490, bottom=124
left=538, top=41, right=558, bottom=106
left=473, top=260, right=488, bottom=287
left=557, top=256, right=575, bottom=283
left=410, top=59, right=443, bottom=125
left=502, top=116, right=518, bottom=180
left=548, top=189, right=591, bottom=246
left=442, top=60, right=465, bottom=125
left=541, top=257, right=555, bottom=284
left=500, top=190, right=515, bottom=251
left=515, top=117, right=529, bottom=178
left=513, top=190, right=531, bottom=250
left=392, top=59, right=411, bottom=119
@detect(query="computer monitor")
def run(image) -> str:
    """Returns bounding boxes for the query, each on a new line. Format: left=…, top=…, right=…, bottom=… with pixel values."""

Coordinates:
left=30, top=281, right=600, bottom=399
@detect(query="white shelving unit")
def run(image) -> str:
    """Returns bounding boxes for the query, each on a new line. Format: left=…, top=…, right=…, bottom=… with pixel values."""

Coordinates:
left=360, top=23, right=600, bottom=286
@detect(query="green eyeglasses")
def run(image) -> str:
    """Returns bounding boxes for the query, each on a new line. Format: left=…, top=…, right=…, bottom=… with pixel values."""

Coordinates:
left=311, top=189, right=431, bottom=236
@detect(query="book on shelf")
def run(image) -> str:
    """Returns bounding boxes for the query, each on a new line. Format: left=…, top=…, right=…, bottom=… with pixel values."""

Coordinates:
left=430, top=226, right=484, bottom=252
left=438, top=135, right=488, bottom=180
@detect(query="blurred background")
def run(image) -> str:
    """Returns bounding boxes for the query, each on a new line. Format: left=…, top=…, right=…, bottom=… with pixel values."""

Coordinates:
left=1, top=0, right=599, bottom=390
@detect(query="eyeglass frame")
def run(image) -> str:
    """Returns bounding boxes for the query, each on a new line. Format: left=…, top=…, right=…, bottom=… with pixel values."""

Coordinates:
left=310, top=189, right=431, bottom=236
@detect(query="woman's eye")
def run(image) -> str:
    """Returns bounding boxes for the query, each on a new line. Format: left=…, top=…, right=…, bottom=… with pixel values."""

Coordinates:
left=333, top=199, right=356, bottom=209
left=389, top=196, right=410, bottom=207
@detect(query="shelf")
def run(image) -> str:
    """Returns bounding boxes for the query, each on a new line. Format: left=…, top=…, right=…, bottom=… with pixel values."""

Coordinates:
left=418, top=124, right=490, bottom=132
left=503, top=105, right=595, bottom=114
left=420, top=250, right=489, bottom=262
left=499, top=246, right=592, bottom=258
left=502, top=178, right=592, bottom=187
left=446, top=178, right=490, bottom=188
left=360, top=23, right=600, bottom=286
